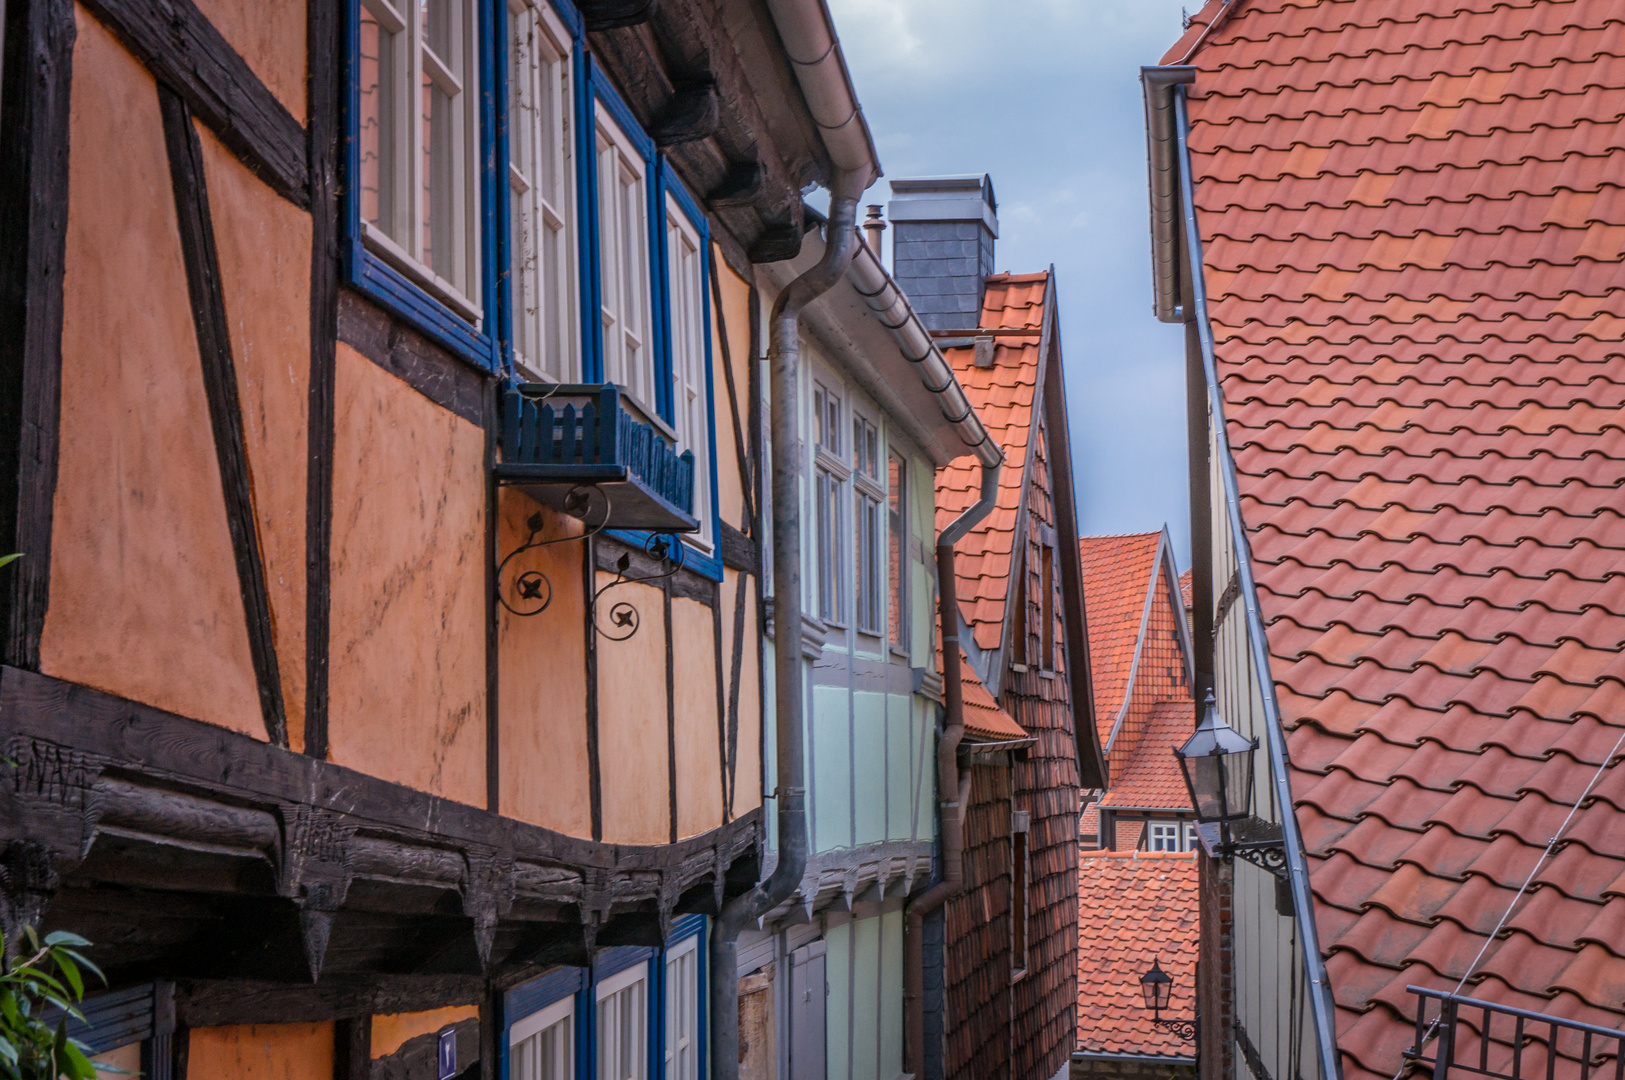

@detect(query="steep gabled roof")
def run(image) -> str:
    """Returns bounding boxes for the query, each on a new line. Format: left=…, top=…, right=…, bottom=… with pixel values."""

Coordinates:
left=935, top=273, right=1048, bottom=658
left=1078, top=531, right=1164, bottom=731
left=1076, top=851, right=1199, bottom=1059
left=1166, top=0, right=1625, bottom=1073
left=960, top=649, right=1031, bottom=745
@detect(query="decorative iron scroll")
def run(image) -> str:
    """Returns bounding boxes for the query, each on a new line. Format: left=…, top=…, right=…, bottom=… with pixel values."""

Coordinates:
left=1152, top=1016, right=1198, bottom=1042
left=591, top=534, right=686, bottom=642
left=496, top=492, right=609, bottom=617
left=1231, top=839, right=1289, bottom=883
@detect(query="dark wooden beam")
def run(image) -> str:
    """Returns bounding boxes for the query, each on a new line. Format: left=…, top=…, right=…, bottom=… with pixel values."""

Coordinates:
left=0, top=0, right=74, bottom=672
left=577, top=0, right=655, bottom=31
left=748, top=222, right=804, bottom=264
left=710, top=581, right=727, bottom=822
left=723, top=568, right=747, bottom=822
left=337, top=291, right=487, bottom=427
left=334, top=1016, right=371, bottom=1080
left=177, top=976, right=484, bottom=1028
left=158, top=86, right=289, bottom=749
left=485, top=387, right=500, bottom=814
left=706, top=162, right=764, bottom=208
left=583, top=538, right=604, bottom=842
left=651, top=81, right=718, bottom=147
left=79, top=0, right=309, bottom=207
left=718, top=524, right=756, bottom=575
left=664, top=581, right=677, bottom=845
left=303, top=0, right=342, bottom=760
left=0, top=665, right=760, bottom=875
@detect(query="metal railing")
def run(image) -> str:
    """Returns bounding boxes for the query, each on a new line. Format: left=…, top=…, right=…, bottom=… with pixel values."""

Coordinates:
left=1408, top=987, right=1625, bottom=1080
left=499, top=383, right=695, bottom=518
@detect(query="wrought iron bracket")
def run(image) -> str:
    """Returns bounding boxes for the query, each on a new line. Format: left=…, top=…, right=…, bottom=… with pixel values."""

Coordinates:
left=495, top=493, right=609, bottom=618
left=1151, top=1015, right=1198, bottom=1042
left=590, top=533, right=686, bottom=642
left=1229, top=839, right=1289, bottom=883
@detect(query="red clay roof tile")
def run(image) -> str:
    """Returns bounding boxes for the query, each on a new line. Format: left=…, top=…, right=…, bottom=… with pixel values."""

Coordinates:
left=1075, top=852, right=1198, bottom=1057
left=1172, top=0, right=1625, bottom=1066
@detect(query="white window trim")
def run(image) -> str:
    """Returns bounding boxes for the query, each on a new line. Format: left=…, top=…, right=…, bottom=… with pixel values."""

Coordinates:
left=595, top=109, right=654, bottom=415
left=507, top=0, right=577, bottom=382
left=510, top=994, right=575, bottom=1047
left=358, top=0, right=484, bottom=323
left=664, top=935, right=700, bottom=1080
left=665, top=193, right=712, bottom=552
left=595, top=961, right=648, bottom=1080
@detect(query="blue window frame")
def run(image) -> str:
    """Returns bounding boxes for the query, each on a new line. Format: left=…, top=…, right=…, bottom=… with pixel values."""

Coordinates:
left=343, top=0, right=504, bottom=371
left=500, top=916, right=708, bottom=1080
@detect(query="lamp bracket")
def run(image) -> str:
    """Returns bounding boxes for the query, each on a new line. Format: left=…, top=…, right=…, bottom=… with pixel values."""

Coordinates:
left=1230, top=839, right=1289, bottom=883
left=1151, top=1016, right=1198, bottom=1042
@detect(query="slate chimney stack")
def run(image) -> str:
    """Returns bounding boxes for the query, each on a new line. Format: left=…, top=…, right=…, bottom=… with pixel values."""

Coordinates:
left=887, top=175, right=998, bottom=331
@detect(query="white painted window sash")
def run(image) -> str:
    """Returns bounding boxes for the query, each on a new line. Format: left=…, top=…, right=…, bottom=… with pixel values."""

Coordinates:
left=510, top=995, right=575, bottom=1080
left=665, top=196, right=711, bottom=549
left=595, top=111, right=651, bottom=409
left=595, top=962, right=648, bottom=1080
left=508, top=0, right=576, bottom=381
left=664, top=936, right=699, bottom=1080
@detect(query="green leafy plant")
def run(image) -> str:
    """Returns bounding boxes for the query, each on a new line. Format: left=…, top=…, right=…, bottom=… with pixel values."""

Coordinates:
left=0, top=556, right=19, bottom=571
left=0, top=927, right=104, bottom=1080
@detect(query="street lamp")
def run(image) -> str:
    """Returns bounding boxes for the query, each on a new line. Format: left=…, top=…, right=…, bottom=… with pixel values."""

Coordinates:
left=1138, top=960, right=1196, bottom=1041
left=1175, top=690, right=1257, bottom=828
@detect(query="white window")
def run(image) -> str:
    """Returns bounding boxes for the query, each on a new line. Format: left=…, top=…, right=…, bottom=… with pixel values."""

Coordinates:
left=812, top=381, right=845, bottom=625
left=507, top=0, right=577, bottom=381
left=852, top=414, right=882, bottom=635
left=666, top=197, right=710, bottom=546
left=1148, top=822, right=1181, bottom=852
left=358, top=0, right=483, bottom=319
left=887, top=450, right=908, bottom=652
left=596, top=112, right=653, bottom=409
left=1184, top=822, right=1199, bottom=852
left=664, top=936, right=700, bottom=1080
left=596, top=962, right=647, bottom=1080
left=510, top=995, right=574, bottom=1080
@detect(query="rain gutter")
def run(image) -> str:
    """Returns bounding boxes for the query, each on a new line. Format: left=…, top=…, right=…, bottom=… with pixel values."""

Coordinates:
left=708, top=4, right=888, bottom=1079
left=1151, top=70, right=1343, bottom=1080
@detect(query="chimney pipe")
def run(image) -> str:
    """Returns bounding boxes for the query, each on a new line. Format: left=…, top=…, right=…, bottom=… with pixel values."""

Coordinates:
left=862, top=203, right=886, bottom=259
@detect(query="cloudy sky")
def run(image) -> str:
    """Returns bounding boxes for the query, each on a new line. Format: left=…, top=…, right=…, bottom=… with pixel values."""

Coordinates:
left=825, top=0, right=1195, bottom=564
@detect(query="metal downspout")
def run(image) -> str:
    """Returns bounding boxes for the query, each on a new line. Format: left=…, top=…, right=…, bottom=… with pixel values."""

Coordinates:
left=1171, top=85, right=1342, bottom=1080
left=708, top=169, right=868, bottom=1080
left=903, top=461, right=999, bottom=1077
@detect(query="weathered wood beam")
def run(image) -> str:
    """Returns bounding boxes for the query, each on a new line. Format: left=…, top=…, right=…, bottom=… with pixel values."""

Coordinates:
left=79, top=0, right=308, bottom=207
left=0, top=0, right=75, bottom=673
left=578, top=0, right=656, bottom=31
left=303, top=0, right=344, bottom=761
left=651, top=82, right=719, bottom=147
left=175, top=976, right=485, bottom=1027
left=159, top=85, right=290, bottom=749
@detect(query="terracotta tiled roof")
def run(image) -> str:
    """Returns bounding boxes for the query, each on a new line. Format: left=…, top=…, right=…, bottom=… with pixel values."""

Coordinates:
left=1171, top=0, right=1625, bottom=1073
left=1179, top=570, right=1192, bottom=610
left=936, top=273, right=1048, bottom=653
left=960, top=649, right=1031, bottom=744
left=1099, top=699, right=1192, bottom=812
left=1076, top=851, right=1198, bottom=1058
left=1079, top=532, right=1164, bottom=736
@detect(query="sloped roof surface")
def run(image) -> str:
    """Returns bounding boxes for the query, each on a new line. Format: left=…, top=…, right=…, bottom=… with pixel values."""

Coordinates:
left=1169, top=0, right=1625, bottom=1074
left=960, top=649, right=1031, bottom=743
left=1098, top=699, right=1192, bottom=811
left=1079, top=532, right=1164, bottom=733
left=936, top=273, right=1048, bottom=653
left=1076, top=852, right=1199, bottom=1058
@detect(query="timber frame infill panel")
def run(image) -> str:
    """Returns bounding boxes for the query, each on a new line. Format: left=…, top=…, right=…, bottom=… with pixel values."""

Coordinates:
left=0, top=666, right=761, bottom=982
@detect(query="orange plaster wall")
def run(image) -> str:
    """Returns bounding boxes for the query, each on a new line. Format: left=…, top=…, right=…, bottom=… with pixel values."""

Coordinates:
left=721, top=567, right=762, bottom=814
left=42, top=10, right=263, bottom=738
left=672, top=596, right=723, bottom=838
left=710, top=247, right=751, bottom=533
left=496, top=491, right=592, bottom=836
left=197, top=123, right=312, bottom=748
left=188, top=1022, right=334, bottom=1080
left=595, top=574, right=670, bottom=844
left=191, top=0, right=306, bottom=119
left=328, top=343, right=486, bottom=805
left=371, top=1005, right=480, bottom=1059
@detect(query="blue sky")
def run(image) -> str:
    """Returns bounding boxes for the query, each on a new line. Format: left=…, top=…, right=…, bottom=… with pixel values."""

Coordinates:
left=826, top=0, right=1194, bottom=565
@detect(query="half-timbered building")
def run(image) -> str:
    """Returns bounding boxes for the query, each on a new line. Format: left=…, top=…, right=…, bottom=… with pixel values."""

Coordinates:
left=911, top=177, right=1106, bottom=1080
left=0, top=0, right=975, bottom=1074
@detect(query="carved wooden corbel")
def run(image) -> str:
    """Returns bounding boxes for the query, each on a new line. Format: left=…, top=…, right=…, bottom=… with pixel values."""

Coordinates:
left=276, top=805, right=353, bottom=981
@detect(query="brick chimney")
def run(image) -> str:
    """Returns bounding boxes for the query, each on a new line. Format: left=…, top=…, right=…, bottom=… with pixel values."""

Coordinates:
left=887, top=174, right=998, bottom=331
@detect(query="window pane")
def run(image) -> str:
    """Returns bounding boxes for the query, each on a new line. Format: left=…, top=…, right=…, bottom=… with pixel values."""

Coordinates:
left=887, top=452, right=906, bottom=650
left=513, top=1010, right=573, bottom=1080
left=666, top=203, right=709, bottom=539
left=358, top=4, right=398, bottom=239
